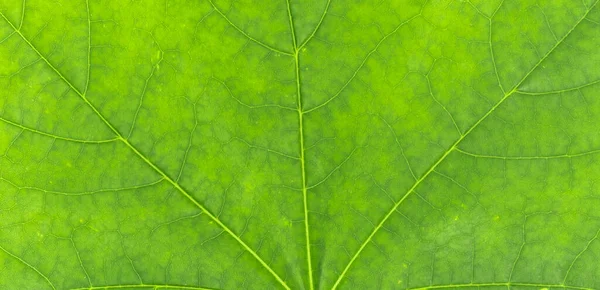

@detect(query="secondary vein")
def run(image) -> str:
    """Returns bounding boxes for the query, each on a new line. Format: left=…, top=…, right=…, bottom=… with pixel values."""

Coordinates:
left=207, top=0, right=294, bottom=56
left=0, top=245, right=56, bottom=290
left=405, top=282, right=596, bottom=290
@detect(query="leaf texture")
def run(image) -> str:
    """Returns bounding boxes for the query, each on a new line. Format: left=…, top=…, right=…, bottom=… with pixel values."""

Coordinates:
left=1, top=0, right=600, bottom=289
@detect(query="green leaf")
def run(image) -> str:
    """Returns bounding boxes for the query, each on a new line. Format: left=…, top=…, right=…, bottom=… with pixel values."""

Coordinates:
left=1, top=0, right=600, bottom=289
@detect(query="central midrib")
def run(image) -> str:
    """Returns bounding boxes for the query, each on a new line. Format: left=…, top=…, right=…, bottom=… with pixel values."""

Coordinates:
left=285, top=1, right=315, bottom=289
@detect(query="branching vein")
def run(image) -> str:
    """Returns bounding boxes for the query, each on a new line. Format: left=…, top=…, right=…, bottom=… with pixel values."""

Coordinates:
left=0, top=115, right=120, bottom=144
left=297, top=0, right=331, bottom=51
left=456, top=147, right=600, bottom=160
left=516, top=78, right=600, bottom=95
left=303, top=13, right=421, bottom=114
left=206, top=0, right=294, bottom=56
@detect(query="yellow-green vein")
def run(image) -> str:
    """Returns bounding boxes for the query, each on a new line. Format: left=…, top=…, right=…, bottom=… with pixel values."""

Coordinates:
left=285, top=0, right=315, bottom=288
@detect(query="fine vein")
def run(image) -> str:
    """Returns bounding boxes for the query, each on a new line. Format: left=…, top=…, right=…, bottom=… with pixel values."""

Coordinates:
left=84, top=0, right=91, bottom=95
left=406, top=282, right=595, bottom=290
left=562, top=227, right=600, bottom=284
left=297, top=0, right=331, bottom=51
left=207, top=0, right=294, bottom=56
left=0, top=115, right=119, bottom=144
left=303, top=13, right=421, bottom=114
left=1, top=176, right=165, bottom=196
left=456, top=147, right=600, bottom=160
left=69, top=284, right=216, bottom=290
left=0, top=245, right=56, bottom=290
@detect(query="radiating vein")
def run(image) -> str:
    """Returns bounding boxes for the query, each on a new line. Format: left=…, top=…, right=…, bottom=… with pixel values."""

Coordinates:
left=330, top=1, right=599, bottom=287
left=0, top=12, right=290, bottom=290
left=285, top=0, right=315, bottom=288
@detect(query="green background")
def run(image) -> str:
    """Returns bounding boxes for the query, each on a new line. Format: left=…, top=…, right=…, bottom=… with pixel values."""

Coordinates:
left=1, top=0, right=600, bottom=289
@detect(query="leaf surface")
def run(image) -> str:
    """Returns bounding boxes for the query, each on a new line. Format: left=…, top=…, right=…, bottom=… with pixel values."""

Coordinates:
left=1, top=0, right=600, bottom=289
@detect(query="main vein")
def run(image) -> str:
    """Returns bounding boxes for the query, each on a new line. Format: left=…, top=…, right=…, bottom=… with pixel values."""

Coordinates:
left=330, top=1, right=599, bottom=288
left=0, top=12, right=290, bottom=290
left=285, top=0, right=315, bottom=289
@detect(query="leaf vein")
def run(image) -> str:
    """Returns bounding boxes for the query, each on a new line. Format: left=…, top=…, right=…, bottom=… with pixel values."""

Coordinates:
left=286, top=0, right=315, bottom=287
left=303, top=13, right=421, bottom=114
left=0, top=245, right=56, bottom=290
left=0, top=115, right=119, bottom=144
left=206, top=0, right=294, bottom=56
